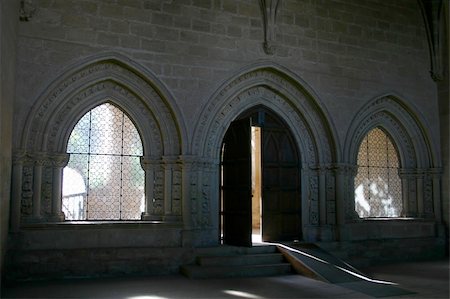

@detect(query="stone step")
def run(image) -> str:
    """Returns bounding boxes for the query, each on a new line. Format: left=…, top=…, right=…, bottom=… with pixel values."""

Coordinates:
left=180, top=263, right=293, bottom=279
left=180, top=245, right=293, bottom=279
left=197, top=253, right=285, bottom=266
left=194, top=244, right=278, bottom=256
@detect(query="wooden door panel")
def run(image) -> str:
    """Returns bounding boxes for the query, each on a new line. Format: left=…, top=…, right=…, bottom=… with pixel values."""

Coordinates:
left=262, top=113, right=301, bottom=242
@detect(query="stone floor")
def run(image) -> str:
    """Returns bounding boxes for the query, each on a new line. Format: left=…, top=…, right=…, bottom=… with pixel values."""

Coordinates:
left=1, top=258, right=448, bottom=299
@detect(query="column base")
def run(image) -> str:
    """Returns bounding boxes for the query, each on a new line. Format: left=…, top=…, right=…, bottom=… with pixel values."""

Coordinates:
left=48, top=212, right=65, bottom=222
left=24, top=216, right=44, bottom=224
left=141, top=212, right=163, bottom=221
left=163, top=214, right=181, bottom=222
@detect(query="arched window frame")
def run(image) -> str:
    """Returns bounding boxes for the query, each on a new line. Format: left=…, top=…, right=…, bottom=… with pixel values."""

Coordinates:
left=62, top=101, right=146, bottom=221
left=344, top=95, right=441, bottom=222
left=354, top=126, right=403, bottom=218
left=12, top=54, right=185, bottom=228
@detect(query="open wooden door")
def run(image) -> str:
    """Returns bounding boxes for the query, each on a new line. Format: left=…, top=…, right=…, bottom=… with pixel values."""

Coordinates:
left=221, top=119, right=252, bottom=247
left=261, top=114, right=301, bottom=242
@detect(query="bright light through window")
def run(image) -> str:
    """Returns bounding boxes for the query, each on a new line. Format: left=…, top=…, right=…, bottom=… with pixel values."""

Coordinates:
left=62, top=103, right=145, bottom=220
left=354, top=127, right=402, bottom=218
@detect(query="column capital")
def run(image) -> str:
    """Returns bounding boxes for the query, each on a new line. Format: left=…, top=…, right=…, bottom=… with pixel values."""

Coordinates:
left=178, top=155, right=198, bottom=164
left=398, top=168, right=419, bottom=179
left=32, top=152, right=48, bottom=166
left=427, top=167, right=443, bottom=178
left=140, top=156, right=161, bottom=169
left=162, top=155, right=178, bottom=162
left=195, top=157, right=217, bottom=171
left=12, top=149, right=28, bottom=164
left=178, top=155, right=201, bottom=170
left=307, top=163, right=336, bottom=174
left=330, top=163, right=357, bottom=176
left=48, top=153, right=70, bottom=168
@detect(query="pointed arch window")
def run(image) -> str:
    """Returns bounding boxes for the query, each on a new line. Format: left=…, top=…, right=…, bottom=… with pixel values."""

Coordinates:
left=62, top=103, right=145, bottom=220
left=354, top=127, right=402, bottom=218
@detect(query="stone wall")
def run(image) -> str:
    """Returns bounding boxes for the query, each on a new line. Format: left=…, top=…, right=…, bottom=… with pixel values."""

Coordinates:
left=5, top=0, right=447, bottom=279
left=0, top=0, right=19, bottom=282
left=15, top=0, right=438, bottom=145
left=6, top=246, right=191, bottom=281
left=438, top=0, right=449, bottom=252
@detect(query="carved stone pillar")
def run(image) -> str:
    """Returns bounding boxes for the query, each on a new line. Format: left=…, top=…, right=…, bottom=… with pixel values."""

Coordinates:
left=49, top=153, right=69, bottom=222
left=400, top=175, right=410, bottom=217
left=333, top=163, right=358, bottom=225
left=11, top=151, right=26, bottom=232
left=399, top=169, right=415, bottom=217
left=140, top=156, right=162, bottom=221
left=318, top=166, right=327, bottom=226
left=430, top=168, right=443, bottom=221
left=334, top=166, right=345, bottom=226
left=179, top=156, right=196, bottom=229
left=194, top=158, right=215, bottom=229
left=416, top=170, right=425, bottom=217
left=162, top=156, right=180, bottom=222
left=31, top=153, right=46, bottom=221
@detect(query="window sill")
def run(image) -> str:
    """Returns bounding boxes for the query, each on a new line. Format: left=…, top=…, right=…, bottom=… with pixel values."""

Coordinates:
left=358, top=217, right=434, bottom=222
left=21, top=220, right=183, bottom=230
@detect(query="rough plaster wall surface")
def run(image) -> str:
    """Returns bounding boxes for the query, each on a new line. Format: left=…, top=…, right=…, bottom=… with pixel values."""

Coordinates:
left=14, top=0, right=439, bottom=155
left=1, top=0, right=19, bottom=281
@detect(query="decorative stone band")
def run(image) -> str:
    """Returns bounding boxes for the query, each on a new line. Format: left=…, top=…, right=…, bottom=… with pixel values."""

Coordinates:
left=11, top=151, right=70, bottom=227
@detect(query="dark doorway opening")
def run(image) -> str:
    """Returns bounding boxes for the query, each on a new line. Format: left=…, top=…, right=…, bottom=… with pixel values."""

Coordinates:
left=220, top=108, right=301, bottom=247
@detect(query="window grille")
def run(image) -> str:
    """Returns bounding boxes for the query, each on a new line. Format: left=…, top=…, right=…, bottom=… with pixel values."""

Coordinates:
left=354, top=127, right=402, bottom=218
left=62, top=103, right=145, bottom=220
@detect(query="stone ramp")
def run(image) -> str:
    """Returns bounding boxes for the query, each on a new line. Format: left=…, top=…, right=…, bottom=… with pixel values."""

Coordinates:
left=276, top=242, right=415, bottom=298
left=180, top=244, right=293, bottom=279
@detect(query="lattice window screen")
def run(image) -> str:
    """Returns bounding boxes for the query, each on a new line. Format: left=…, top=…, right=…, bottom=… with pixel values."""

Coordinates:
left=62, top=103, right=145, bottom=220
left=354, top=127, right=402, bottom=218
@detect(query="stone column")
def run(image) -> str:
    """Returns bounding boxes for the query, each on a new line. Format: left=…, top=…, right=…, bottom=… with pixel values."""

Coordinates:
left=332, top=163, right=358, bottom=241
left=49, top=153, right=69, bottom=222
left=401, top=176, right=410, bottom=216
left=11, top=151, right=26, bottom=232
left=31, top=153, right=46, bottom=222
left=399, top=169, right=414, bottom=217
left=430, top=168, right=443, bottom=221
left=334, top=166, right=345, bottom=226
left=333, top=164, right=357, bottom=225
left=416, top=169, right=425, bottom=217
left=162, top=156, right=180, bottom=222
left=207, top=160, right=219, bottom=230
left=140, top=156, right=162, bottom=221
left=179, top=156, right=196, bottom=229
left=318, top=166, right=327, bottom=226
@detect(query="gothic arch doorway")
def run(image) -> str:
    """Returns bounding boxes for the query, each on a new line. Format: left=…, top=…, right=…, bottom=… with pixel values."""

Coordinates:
left=220, top=107, right=301, bottom=246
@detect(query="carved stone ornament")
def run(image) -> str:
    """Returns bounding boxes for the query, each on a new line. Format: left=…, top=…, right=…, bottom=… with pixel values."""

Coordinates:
left=21, top=56, right=181, bottom=159
left=19, top=0, right=36, bottom=22
left=418, top=0, right=444, bottom=81
left=259, top=0, right=281, bottom=55
left=193, top=67, right=334, bottom=165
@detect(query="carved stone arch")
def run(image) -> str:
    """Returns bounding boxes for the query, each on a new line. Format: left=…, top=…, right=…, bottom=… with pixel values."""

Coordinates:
left=192, top=62, right=338, bottom=165
left=348, top=111, right=416, bottom=169
left=12, top=52, right=187, bottom=225
left=20, top=52, right=184, bottom=157
left=188, top=63, right=340, bottom=242
left=344, top=94, right=440, bottom=220
left=51, top=81, right=163, bottom=156
left=345, top=95, right=436, bottom=169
